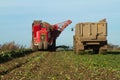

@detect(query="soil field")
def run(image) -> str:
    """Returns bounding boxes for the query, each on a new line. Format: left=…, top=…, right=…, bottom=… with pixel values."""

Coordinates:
left=0, top=51, right=120, bottom=80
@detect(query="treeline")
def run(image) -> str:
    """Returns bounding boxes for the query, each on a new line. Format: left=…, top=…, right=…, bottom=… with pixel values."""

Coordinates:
left=0, top=41, right=25, bottom=52
left=107, top=43, right=120, bottom=51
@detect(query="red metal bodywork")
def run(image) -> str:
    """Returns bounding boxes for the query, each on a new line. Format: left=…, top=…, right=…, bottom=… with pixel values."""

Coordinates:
left=36, top=28, right=48, bottom=43
left=32, top=25, right=48, bottom=44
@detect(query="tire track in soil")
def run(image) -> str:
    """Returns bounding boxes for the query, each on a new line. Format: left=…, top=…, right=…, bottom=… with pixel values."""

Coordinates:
left=33, top=52, right=79, bottom=80
left=0, top=52, right=63, bottom=80
left=33, top=52, right=120, bottom=80
left=1, top=51, right=86, bottom=80
left=0, top=51, right=44, bottom=78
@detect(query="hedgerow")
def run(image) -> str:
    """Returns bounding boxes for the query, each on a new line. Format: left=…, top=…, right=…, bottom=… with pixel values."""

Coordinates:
left=0, top=41, right=32, bottom=63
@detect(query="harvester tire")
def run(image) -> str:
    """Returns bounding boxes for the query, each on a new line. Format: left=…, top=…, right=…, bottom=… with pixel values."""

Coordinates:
left=32, top=45, right=38, bottom=51
left=48, top=39, right=56, bottom=51
left=43, top=42, right=48, bottom=50
left=38, top=42, right=42, bottom=50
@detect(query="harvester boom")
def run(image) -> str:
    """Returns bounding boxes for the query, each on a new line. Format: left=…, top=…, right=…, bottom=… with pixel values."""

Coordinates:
left=54, top=20, right=72, bottom=31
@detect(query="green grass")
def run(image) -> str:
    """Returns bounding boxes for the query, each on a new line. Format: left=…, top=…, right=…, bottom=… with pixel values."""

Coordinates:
left=71, top=52, right=120, bottom=71
left=42, top=51, right=120, bottom=80
left=69, top=51, right=120, bottom=79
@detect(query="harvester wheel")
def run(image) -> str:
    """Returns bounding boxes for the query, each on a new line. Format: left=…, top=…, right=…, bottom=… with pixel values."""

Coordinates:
left=49, top=39, right=56, bottom=51
left=38, top=42, right=43, bottom=50
left=51, top=39, right=56, bottom=51
left=43, top=42, right=48, bottom=50
left=32, top=44, right=38, bottom=51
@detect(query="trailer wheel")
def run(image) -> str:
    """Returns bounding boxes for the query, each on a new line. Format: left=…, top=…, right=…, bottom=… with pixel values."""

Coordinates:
left=99, top=50, right=107, bottom=54
left=99, top=45, right=107, bottom=54
left=93, top=48, right=99, bottom=54
left=79, top=50, right=85, bottom=55
left=73, top=36, right=76, bottom=53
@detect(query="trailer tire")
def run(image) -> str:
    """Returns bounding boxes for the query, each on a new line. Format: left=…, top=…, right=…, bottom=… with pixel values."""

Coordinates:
left=79, top=50, right=85, bottom=55
left=99, top=45, right=107, bottom=54
left=99, top=48, right=107, bottom=54
left=93, top=48, right=99, bottom=54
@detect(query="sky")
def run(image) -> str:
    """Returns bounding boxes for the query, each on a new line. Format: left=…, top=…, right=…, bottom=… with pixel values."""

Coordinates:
left=0, top=0, right=120, bottom=47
